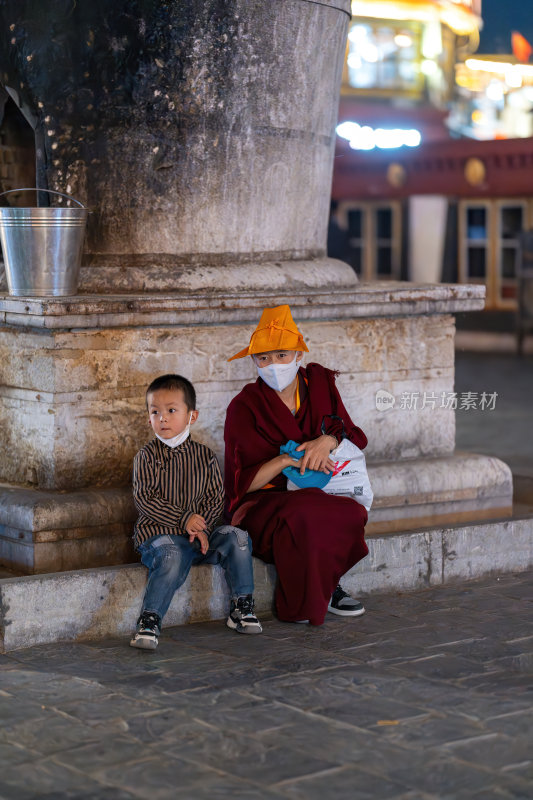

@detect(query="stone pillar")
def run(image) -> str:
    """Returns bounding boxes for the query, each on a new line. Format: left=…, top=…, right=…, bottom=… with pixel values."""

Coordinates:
left=0, top=0, right=355, bottom=293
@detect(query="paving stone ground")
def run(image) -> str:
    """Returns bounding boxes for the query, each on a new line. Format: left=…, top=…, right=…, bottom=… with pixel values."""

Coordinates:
left=0, top=570, right=531, bottom=800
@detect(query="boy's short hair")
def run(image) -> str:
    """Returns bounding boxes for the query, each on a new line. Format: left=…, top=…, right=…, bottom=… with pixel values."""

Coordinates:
left=146, top=374, right=196, bottom=411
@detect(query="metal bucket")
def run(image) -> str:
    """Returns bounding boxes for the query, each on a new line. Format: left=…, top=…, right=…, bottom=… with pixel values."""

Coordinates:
left=0, top=188, right=88, bottom=297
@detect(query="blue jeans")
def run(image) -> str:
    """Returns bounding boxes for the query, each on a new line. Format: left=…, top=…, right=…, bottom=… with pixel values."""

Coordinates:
left=138, top=525, right=254, bottom=622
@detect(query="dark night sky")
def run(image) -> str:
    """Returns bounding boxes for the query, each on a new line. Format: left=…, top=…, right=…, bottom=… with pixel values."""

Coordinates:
left=478, top=0, right=533, bottom=54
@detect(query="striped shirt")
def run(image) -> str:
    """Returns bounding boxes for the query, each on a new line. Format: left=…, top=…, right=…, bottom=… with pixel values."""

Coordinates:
left=132, top=436, right=224, bottom=549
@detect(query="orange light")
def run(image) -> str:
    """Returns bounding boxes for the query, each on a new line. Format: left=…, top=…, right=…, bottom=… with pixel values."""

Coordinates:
left=512, top=32, right=532, bottom=64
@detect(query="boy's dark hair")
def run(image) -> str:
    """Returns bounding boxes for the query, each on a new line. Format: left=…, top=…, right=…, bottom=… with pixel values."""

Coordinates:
left=146, top=374, right=196, bottom=411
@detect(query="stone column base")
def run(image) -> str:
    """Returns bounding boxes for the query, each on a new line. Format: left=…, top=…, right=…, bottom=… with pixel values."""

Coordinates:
left=0, top=281, right=488, bottom=575
left=77, top=257, right=359, bottom=295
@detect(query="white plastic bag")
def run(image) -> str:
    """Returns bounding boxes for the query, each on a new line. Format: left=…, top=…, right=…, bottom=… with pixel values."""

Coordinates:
left=323, top=437, right=373, bottom=511
left=286, top=437, right=373, bottom=512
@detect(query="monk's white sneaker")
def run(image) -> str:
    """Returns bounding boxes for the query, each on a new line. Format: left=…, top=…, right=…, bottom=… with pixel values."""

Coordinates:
left=328, top=585, right=365, bottom=617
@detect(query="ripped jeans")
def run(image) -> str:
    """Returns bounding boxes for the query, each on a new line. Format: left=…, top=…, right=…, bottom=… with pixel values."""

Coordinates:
left=138, top=525, right=254, bottom=622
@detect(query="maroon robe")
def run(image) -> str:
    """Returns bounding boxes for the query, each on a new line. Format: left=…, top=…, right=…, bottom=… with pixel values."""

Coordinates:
left=224, top=362, right=369, bottom=625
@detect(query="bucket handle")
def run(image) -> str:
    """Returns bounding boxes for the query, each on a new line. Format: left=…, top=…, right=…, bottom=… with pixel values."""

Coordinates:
left=0, top=188, right=86, bottom=209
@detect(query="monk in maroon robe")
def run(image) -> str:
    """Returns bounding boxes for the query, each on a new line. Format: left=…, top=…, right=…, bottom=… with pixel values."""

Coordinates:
left=224, top=305, right=369, bottom=626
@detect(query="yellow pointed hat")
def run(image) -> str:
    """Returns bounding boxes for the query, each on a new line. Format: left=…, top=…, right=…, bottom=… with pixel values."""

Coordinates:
left=228, top=305, right=309, bottom=361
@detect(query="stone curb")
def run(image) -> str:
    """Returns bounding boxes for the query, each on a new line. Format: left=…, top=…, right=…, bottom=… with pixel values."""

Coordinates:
left=1, top=515, right=532, bottom=652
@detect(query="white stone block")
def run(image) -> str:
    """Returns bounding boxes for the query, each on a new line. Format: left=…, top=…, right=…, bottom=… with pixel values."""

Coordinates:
left=343, top=531, right=442, bottom=595
left=442, top=519, right=533, bottom=581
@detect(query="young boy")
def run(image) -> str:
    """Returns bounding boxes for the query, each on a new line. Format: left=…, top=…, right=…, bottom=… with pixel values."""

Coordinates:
left=130, top=373, right=262, bottom=650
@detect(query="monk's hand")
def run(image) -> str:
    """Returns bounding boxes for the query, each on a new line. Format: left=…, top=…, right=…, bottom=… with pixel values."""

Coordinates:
left=186, top=514, right=209, bottom=554
left=280, top=453, right=301, bottom=471
left=296, top=436, right=336, bottom=475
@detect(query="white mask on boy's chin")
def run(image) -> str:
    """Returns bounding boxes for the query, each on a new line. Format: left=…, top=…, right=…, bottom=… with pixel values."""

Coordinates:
left=256, top=357, right=302, bottom=392
left=155, top=413, right=193, bottom=448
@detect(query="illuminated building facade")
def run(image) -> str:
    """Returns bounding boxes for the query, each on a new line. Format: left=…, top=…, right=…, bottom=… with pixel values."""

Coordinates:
left=331, top=0, right=533, bottom=311
left=344, top=0, right=481, bottom=106
left=450, top=56, right=533, bottom=140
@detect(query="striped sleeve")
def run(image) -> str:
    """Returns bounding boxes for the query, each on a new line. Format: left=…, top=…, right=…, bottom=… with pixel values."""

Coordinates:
left=132, top=448, right=186, bottom=527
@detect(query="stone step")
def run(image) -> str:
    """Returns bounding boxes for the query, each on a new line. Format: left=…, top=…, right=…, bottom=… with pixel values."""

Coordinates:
left=367, top=452, right=512, bottom=534
left=0, top=452, right=512, bottom=574
left=1, top=513, right=532, bottom=653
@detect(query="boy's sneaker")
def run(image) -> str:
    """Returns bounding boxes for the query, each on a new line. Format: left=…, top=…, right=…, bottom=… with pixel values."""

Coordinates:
left=130, top=611, right=161, bottom=650
left=328, top=585, right=365, bottom=617
left=226, top=595, right=262, bottom=635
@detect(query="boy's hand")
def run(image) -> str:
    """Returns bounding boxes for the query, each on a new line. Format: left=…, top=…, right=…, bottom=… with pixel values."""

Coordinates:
left=296, top=436, right=336, bottom=475
left=187, top=513, right=207, bottom=533
left=188, top=530, right=209, bottom=555
left=186, top=514, right=209, bottom=555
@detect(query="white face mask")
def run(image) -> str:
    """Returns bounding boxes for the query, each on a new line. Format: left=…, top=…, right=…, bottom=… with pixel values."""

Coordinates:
left=155, top=412, right=192, bottom=448
left=257, top=358, right=301, bottom=392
